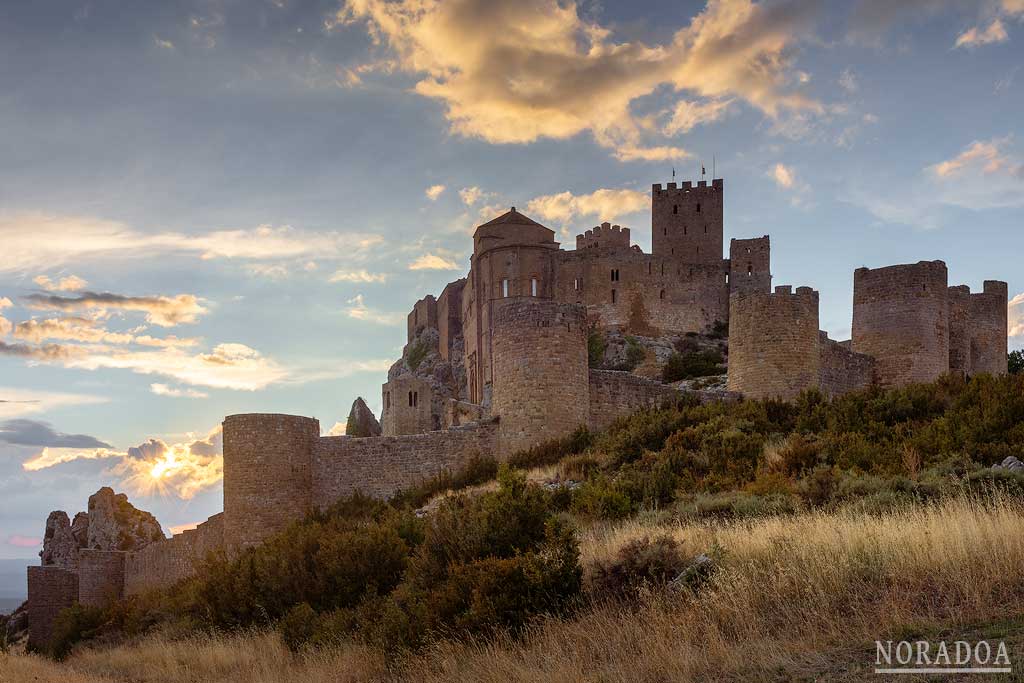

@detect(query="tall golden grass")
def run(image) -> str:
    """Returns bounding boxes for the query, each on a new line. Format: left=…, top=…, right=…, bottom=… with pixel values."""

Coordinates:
left=4, top=495, right=1023, bottom=683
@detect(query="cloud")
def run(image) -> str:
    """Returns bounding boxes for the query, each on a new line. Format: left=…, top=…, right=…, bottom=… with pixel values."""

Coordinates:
left=345, top=294, right=405, bottom=325
left=14, top=317, right=134, bottom=344
left=0, top=297, right=11, bottom=337
left=459, top=187, right=488, bottom=206
left=150, top=383, right=209, bottom=399
left=526, top=187, right=648, bottom=225
left=930, top=137, right=1023, bottom=178
left=955, top=19, right=1009, bottom=47
left=926, top=137, right=1024, bottom=209
left=425, top=184, right=447, bottom=200
left=839, top=69, right=859, bottom=93
left=169, top=522, right=200, bottom=535
left=338, top=0, right=823, bottom=160
left=329, top=269, right=389, bottom=283
left=7, top=534, right=41, bottom=548
left=770, top=162, right=796, bottom=188
left=21, top=426, right=225, bottom=500
left=0, top=213, right=384, bottom=275
left=33, top=274, right=88, bottom=291
left=0, top=387, right=108, bottom=419
left=23, top=292, right=207, bottom=327
left=134, top=335, right=200, bottom=348
left=327, top=421, right=347, bottom=436
left=0, top=340, right=84, bottom=361
left=154, top=36, right=175, bottom=50
left=663, top=98, right=734, bottom=135
left=0, top=298, right=11, bottom=309
left=1010, top=292, right=1024, bottom=339
left=0, top=419, right=111, bottom=449
left=409, top=253, right=460, bottom=270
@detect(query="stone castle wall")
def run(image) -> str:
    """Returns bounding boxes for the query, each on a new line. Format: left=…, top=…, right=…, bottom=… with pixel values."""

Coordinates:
left=728, top=286, right=821, bottom=400
left=588, top=370, right=680, bottom=432
left=222, top=414, right=320, bottom=549
left=27, top=566, right=78, bottom=650
left=491, top=299, right=589, bottom=456
left=123, top=513, right=224, bottom=596
left=852, top=261, right=950, bottom=388
left=948, top=285, right=972, bottom=377
left=78, top=549, right=125, bottom=607
left=576, top=222, right=631, bottom=250
left=651, top=180, right=724, bottom=265
left=381, top=375, right=436, bottom=436
left=407, top=295, right=437, bottom=344
left=729, top=236, right=772, bottom=294
left=818, top=332, right=876, bottom=398
left=313, top=420, right=499, bottom=503
left=968, top=281, right=1009, bottom=376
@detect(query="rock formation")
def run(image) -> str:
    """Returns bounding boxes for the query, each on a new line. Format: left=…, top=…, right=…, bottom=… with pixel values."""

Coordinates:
left=345, top=397, right=382, bottom=437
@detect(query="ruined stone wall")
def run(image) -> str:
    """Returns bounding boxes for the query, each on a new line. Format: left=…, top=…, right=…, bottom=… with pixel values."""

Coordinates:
left=576, top=222, right=631, bottom=250
left=77, top=549, right=125, bottom=607
left=381, top=375, right=435, bottom=435
left=312, top=421, right=499, bottom=503
left=123, top=513, right=224, bottom=595
left=407, top=295, right=437, bottom=344
left=727, top=286, right=821, bottom=400
left=491, top=298, right=589, bottom=456
left=27, top=566, right=78, bottom=650
left=437, top=279, right=465, bottom=362
left=852, top=261, right=949, bottom=388
left=555, top=248, right=729, bottom=335
left=729, top=236, right=772, bottom=294
left=651, top=180, right=724, bottom=265
left=818, top=332, right=876, bottom=398
left=222, top=414, right=319, bottom=549
left=969, top=280, right=1009, bottom=376
left=948, top=285, right=972, bottom=377
left=588, top=370, right=680, bottom=432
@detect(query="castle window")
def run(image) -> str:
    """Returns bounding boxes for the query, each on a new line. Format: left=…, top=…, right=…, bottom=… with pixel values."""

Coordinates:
left=413, top=392, right=418, bottom=407
left=696, top=247, right=700, bottom=255
left=502, top=279, right=509, bottom=297
left=684, top=225, right=688, bottom=235
left=531, top=278, right=538, bottom=297
left=408, top=391, right=414, bottom=407
left=696, top=203, right=701, bottom=213
left=671, top=248, right=674, bottom=256
left=747, top=264, right=753, bottom=276
left=611, top=289, right=617, bottom=304
left=661, top=263, right=665, bottom=275
left=725, top=273, right=730, bottom=284
left=704, top=225, right=707, bottom=234
left=610, top=269, right=619, bottom=282
left=663, top=227, right=667, bottom=236
left=659, top=289, right=665, bottom=300
left=673, top=205, right=678, bottom=214
left=574, top=278, right=581, bottom=291
left=648, top=262, right=652, bottom=275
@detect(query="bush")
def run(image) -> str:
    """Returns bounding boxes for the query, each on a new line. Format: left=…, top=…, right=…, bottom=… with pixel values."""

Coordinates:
left=571, top=477, right=633, bottom=519
left=390, top=454, right=498, bottom=509
left=406, top=340, right=429, bottom=371
left=662, top=349, right=724, bottom=383
left=508, top=426, right=593, bottom=471
left=49, top=604, right=107, bottom=660
left=588, top=329, right=606, bottom=368
left=589, top=535, right=690, bottom=599
left=279, top=602, right=317, bottom=652
left=1010, top=350, right=1023, bottom=375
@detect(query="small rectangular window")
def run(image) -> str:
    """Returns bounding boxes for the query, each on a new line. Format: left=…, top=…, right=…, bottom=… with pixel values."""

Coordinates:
left=502, top=279, right=509, bottom=297
left=574, top=278, right=581, bottom=291
left=531, top=278, right=538, bottom=297
left=611, top=289, right=617, bottom=304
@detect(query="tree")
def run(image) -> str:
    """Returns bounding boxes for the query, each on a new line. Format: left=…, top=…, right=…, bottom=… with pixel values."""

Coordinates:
left=1010, top=350, right=1024, bottom=375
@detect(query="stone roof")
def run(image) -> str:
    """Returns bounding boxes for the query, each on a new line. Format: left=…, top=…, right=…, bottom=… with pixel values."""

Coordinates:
left=478, top=207, right=546, bottom=229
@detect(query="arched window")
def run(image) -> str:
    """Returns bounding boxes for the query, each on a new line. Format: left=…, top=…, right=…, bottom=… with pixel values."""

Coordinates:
left=747, top=264, right=753, bottom=276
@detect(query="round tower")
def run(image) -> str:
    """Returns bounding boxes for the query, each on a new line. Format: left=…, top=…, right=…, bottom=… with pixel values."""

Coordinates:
left=852, top=261, right=949, bottom=388
left=727, top=286, right=821, bottom=401
left=491, top=298, right=589, bottom=457
left=222, top=413, right=320, bottom=549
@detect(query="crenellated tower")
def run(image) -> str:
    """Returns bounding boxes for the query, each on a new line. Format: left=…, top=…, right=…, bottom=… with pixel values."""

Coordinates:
left=651, top=179, right=724, bottom=264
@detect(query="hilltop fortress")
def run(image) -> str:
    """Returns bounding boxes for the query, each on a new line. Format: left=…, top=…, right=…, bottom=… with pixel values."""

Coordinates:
left=25, top=178, right=1009, bottom=650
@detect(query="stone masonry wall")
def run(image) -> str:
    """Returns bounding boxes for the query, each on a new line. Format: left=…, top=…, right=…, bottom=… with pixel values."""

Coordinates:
left=576, top=222, right=631, bottom=250
left=491, top=298, right=589, bottom=457
left=969, top=281, right=1009, bottom=376
left=78, top=549, right=125, bottom=607
left=852, top=261, right=950, bottom=388
left=313, top=420, right=499, bottom=503
left=727, top=286, right=821, bottom=400
left=407, top=295, right=438, bottom=344
left=124, top=513, right=224, bottom=596
left=818, top=332, right=876, bottom=398
left=27, top=566, right=78, bottom=650
left=729, top=236, right=771, bottom=294
left=948, top=285, right=972, bottom=377
left=222, top=414, right=320, bottom=550
left=651, top=180, right=724, bottom=265
left=588, top=370, right=680, bottom=432
left=381, top=375, right=435, bottom=436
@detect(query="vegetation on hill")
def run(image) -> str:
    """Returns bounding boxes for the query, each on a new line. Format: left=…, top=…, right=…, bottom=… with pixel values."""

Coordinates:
left=1010, top=349, right=1023, bottom=375
left=23, top=372, right=1024, bottom=675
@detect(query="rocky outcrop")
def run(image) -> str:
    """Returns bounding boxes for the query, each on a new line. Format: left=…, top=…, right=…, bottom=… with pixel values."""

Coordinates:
left=39, top=488, right=165, bottom=570
left=346, top=397, right=382, bottom=437
left=993, top=456, right=1024, bottom=472
left=86, top=487, right=164, bottom=551
left=39, top=511, right=81, bottom=570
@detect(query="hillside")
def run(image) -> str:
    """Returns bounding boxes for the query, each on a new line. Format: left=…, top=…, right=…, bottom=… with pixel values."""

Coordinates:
left=4, top=372, right=1024, bottom=681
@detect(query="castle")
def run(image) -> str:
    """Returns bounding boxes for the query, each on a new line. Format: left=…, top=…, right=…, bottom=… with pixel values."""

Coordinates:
left=24, top=178, right=1009, bottom=650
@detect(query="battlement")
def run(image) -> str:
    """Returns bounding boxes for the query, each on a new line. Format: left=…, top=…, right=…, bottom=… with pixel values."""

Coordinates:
left=652, top=178, right=723, bottom=193
left=576, top=221, right=631, bottom=250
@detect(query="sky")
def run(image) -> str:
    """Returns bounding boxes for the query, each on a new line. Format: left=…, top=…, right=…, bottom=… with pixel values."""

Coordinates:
left=1, top=0, right=1023, bottom=562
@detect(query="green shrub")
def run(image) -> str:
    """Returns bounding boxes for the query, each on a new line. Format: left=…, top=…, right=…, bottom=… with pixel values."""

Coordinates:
left=49, top=603, right=106, bottom=660
left=405, top=339, right=429, bottom=371
left=709, top=320, right=729, bottom=339
left=571, top=477, right=633, bottom=519
left=589, top=535, right=690, bottom=599
left=1009, top=350, right=1023, bottom=375
left=279, top=602, right=317, bottom=652
left=662, top=349, right=724, bottom=383
left=623, top=336, right=646, bottom=370
left=390, top=454, right=498, bottom=509
left=508, top=426, right=593, bottom=470
left=588, top=330, right=606, bottom=368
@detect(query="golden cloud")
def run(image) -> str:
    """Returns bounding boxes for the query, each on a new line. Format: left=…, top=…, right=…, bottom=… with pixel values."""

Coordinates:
left=345, top=294, right=406, bottom=325
left=526, top=187, right=648, bottom=225
left=1010, top=292, right=1024, bottom=339
left=425, top=184, right=447, bottom=200
left=338, top=0, right=822, bottom=160
left=409, top=253, right=460, bottom=270
left=329, top=269, right=389, bottom=283
left=33, top=274, right=88, bottom=291
left=955, top=19, right=1009, bottom=48
left=770, top=162, right=796, bottom=188
left=23, top=292, right=208, bottom=327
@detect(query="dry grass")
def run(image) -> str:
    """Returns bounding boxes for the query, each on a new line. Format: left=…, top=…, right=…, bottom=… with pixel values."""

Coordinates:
left=5, top=495, right=1024, bottom=683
